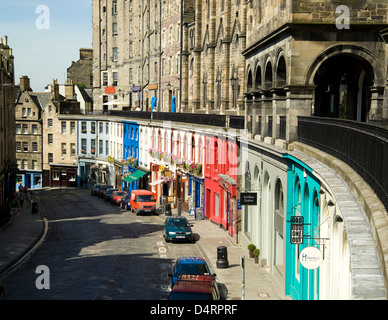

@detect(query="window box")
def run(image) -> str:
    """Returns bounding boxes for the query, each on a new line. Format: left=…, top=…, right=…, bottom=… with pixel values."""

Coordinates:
left=82, top=129, right=87, bottom=133
left=81, top=149, right=86, bottom=154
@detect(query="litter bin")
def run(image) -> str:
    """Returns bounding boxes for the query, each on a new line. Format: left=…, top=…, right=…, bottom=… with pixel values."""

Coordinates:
left=31, top=201, right=38, bottom=214
left=216, top=246, right=229, bottom=268
left=164, top=203, right=172, bottom=216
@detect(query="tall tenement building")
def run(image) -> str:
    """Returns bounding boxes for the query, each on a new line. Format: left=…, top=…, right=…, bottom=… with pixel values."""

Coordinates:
left=92, top=0, right=182, bottom=113
left=0, top=35, right=16, bottom=226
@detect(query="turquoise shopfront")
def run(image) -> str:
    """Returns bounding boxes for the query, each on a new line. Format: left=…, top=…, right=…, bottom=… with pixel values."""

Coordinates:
left=283, top=155, right=321, bottom=300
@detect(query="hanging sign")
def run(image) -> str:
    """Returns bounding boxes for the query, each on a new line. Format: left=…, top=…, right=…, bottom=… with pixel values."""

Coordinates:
left=290, top=216, right=304, bottom=244
left=299, top=246, right=323, bottom=270
left=240, top=193, right=257, bottom=205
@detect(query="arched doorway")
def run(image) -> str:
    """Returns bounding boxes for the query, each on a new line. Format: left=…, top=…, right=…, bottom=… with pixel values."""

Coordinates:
left=313, top=54, right=374, bottom=122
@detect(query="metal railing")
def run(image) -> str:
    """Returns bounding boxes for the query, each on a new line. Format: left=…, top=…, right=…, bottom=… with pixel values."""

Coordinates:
left=298, top=116, right=388, bottom=210
left=109, top=110, right=245, bottom=129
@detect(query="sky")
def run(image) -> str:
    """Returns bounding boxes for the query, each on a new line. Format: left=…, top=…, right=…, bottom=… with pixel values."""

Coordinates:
left=0, top=0, right=92, bottom=92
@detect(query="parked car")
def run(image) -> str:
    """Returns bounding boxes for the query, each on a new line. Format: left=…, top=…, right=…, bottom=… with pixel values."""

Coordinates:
left=120, top=194, right=131, bottom=210
left=104, top=188, right=118, bottom=202
left=98, top=185, right=113, bottom=198
left=111, top=191, right=128, bottom=205
left=167, top=274, right=220, bottom=300
left=91, top=184, right=101, bottom=196
left=0, top=282, right=3, bottom=300
left=169, top=257, right=214, bottom=288
left=163, top=216, right=194, bottom=243
left=130, top=190, right=157, bottom=215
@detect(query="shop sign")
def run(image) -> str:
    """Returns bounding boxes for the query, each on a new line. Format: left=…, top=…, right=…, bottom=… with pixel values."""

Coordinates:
left=299, top=246, right=323, bottom=270
left=131, top=86, right=141, bottom=92
left=290, top=216, right=304, bottom=244
left=105, top=87, right=115, bottom=94
left=240, top=192, right=257, bottom=205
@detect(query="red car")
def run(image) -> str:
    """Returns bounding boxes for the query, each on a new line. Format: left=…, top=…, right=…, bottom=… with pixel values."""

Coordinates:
left=167, top=274, right=220, bottom=300
left=111, top=191, right=128, bottom=205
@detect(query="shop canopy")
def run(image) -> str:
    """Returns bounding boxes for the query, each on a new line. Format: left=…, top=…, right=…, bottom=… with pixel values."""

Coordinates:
left=123, top=169, right=147, bottom=183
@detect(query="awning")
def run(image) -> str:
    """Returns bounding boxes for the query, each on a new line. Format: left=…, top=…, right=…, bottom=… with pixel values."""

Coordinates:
left=123, top=169, right=147, bottom=183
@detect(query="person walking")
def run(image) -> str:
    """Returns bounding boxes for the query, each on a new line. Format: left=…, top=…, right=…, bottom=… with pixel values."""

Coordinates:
left=19, top=192, right=25, bottom=208
left=26, top=191, right=32, bottom=208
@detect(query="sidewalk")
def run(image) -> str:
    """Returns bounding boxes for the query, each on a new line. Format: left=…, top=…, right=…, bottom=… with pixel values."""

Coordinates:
left=178, top=209, right=291, bottom=300
left=0, top=198, right=47, bottom=280
left=0, top=193, right=290, bottom=300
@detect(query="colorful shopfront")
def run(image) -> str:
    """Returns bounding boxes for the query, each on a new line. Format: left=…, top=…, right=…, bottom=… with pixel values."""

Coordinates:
left=284, top=154, right=321, bottom=300
left=16, top=170, right=42, bottom=190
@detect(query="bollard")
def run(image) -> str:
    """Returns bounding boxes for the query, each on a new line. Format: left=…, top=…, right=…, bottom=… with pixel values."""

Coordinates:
left=31, top=201, right=38, bottom=214
left=177, top=199, right=182, bottom=216
left=216, top=246, right=229, bottom=268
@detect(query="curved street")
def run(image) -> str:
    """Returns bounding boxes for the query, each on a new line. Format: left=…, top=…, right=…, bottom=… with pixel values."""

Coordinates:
left=2, top=188, right=202, bottom=300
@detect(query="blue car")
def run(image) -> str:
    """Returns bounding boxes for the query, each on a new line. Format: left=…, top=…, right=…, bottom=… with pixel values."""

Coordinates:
left=169, top=257, right=215, bottom=288
left=163, top=216, right=194, bottom=243
left=120, top=194, right=131, bottom=210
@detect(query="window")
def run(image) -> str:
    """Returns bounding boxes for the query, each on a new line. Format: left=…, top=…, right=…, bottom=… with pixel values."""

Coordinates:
left=81, top=121, right=87, bottom=133
left=16, top=142, right=21, bottom=152
left=113, top=47, right=118, bottom=62
left=70, top=122, right=75, bottom=134
left=99, top=140, right=103, bottom=154
left=48, top=153, right=53, bottom=163
left=32, top=124, right=38, bottom=134
left=32, top=160, right=38, bottom=170
left=23, top=160, right=28, bottom=169
left=32, top=142, right=38, bottom=152
left=106, top=123, right=109, bottom=134
left=91, top=122, right=96, bottom=134
left=48, top=134, right=53, bottom=144
left=61, top=121, right=66, bottom=134
left=112, top=0, right=117, bottom=14
left=23, top=142, right=28, bottom=152
left=105, top=140, right=109, bottom=155
left=91, top=139, right=96, bottom=154
left=113, top=22, right=118, bottom=36
left=102, top=72, right=108, bottom=86
left=22, top=108, right=26, bottom=117
left=22, top=124, right=28, bottom=134
left=99, top=122, right=103, bottom=134
left=81, top=139, right=87, bottom=152
left=28, top=108, right=31, bottom=116
left=71, top=143, right=76, bottom=157
left=61, top=143, right=67, bottom=157
left=16, top=124, right=21, bottom=134
left=48, top=119, right=53, bottom=127
left=113, top=71, right=118, bottom=86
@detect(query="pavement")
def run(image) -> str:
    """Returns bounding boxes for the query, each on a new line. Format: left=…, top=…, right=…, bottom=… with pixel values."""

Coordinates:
left=0, top=190, right=290, bottom=300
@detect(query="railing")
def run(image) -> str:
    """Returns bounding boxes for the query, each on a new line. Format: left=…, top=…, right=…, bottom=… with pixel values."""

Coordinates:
left=109, top=110, right=245, bottom=129
left=298, top=116, right=388, bottom=210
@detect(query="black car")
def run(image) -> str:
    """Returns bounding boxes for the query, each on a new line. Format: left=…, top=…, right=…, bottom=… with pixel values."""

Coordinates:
left=104, top=188, right=118, bottom=201
left=98, top=185, right=113, bottom=198
left=91, top=184, right=101, bottom=196
left=120, top=194, right=131, bottom=210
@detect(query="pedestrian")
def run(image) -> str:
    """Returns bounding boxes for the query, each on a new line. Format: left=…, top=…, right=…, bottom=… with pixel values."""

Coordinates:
left=19, top=184, right=23, bottom=193
left=26, top=191, right=32, bottom=208
left=23, top=185, right=28, bottom=194
left=19, top=192, right=25, bottom=208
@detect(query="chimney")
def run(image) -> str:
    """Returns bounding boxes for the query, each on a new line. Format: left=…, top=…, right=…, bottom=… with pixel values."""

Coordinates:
left=51, top=79, right=60, bottom=100
left=20, top=75, right=32, bottom=92
left=65, top=79, right=75, bottom=100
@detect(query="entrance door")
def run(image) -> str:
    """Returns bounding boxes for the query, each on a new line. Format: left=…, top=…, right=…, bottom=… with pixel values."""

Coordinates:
left=60, top=171, right=67, bottom=187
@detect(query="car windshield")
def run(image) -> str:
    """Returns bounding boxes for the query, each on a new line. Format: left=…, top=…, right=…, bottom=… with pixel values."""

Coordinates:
left=176, top=263, right=210, bottom=276
left=102, top=185, right=112, bottom=190
left=116, top=192, right=126, bottom=196
left=167, top=219, right=189, bottom=227
left=169, top=292, right=212, bottom=300
left=137, top=195, right=155, bottom=202
left=108, top=189, right=118, bottom=194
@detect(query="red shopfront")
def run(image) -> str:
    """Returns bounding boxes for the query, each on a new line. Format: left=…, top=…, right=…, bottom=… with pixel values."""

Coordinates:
left=204, top=135, right=238, bottom=236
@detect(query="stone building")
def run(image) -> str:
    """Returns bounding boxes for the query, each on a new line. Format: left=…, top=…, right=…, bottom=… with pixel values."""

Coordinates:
left=181, top=0, right=247, bottom=115
left=67, top=48, right=93, bottom=89
left=15, top=76, right=44, bottom=190
left=243, top=0, right=388, bottom=142
left=0, top=35, right=16, bottom=225
left=92, top=0, right=181, bottom=112
left=41, top=80, right=81, bottom=187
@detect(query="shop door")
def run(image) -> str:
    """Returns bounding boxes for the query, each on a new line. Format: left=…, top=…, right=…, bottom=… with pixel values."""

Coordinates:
left=60, top=171, right=67, bottom=187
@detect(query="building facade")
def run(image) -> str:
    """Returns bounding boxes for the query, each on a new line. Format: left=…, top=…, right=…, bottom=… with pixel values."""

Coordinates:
left=0, top=35, right=16, bottom=225
left=92, top=0, right=181, bottom=113
left=67, top=48, right=93, bottom=90
left=15, top=76, right=43, bottom=190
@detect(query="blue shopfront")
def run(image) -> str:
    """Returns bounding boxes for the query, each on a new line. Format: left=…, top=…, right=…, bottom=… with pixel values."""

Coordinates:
left=283, top=154, right=321, bottom=300
left=187, top=173, right=205, bottom=219
left=16, top=171, right=42, bottom=190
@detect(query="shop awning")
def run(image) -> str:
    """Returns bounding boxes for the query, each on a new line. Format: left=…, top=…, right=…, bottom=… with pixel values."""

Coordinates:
left=123, top=169, right=147, bottom=183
